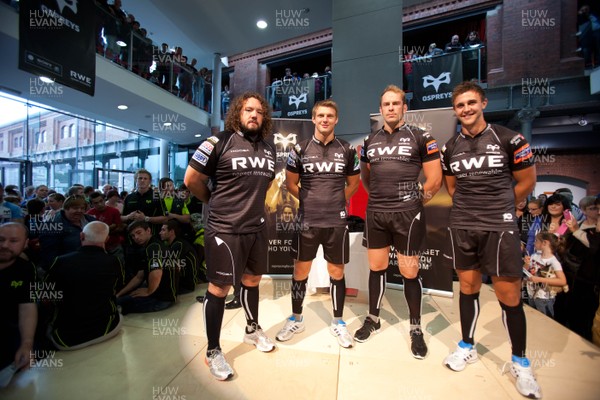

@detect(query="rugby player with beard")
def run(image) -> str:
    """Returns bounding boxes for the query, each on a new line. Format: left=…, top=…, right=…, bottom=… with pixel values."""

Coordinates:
left=184, top=92, right=276, bottom=380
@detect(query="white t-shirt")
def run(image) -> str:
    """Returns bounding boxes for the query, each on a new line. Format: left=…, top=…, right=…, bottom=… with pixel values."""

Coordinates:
left=527, top=252, right=563, bottom=299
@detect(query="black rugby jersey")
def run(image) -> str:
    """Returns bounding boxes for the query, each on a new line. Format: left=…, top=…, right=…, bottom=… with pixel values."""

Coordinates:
left=188, top=131, right=276, bottom=233
left=144, top=238, right=178, bottom=303
left=441, top=124, right=534, bottom=231
left=287, top=136, right=359, bottom=227
left=360, top=124, right=440, bottom=212
left=122, top=189, right=163, bottom=218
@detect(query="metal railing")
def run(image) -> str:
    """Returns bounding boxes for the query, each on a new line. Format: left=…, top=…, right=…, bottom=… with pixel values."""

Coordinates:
left=94, top=3, right=211, bottom=112
left=265, top=74, right=331, bottom=114
left=402, top=46, right=487, bottom=88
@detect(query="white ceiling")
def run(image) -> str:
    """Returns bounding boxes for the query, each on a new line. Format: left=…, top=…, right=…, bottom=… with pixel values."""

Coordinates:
left=124, top=0, right=333, bottom=67
left=0, top=1, right=334, bottom=145
left=3, top=1, right=596, bottom=148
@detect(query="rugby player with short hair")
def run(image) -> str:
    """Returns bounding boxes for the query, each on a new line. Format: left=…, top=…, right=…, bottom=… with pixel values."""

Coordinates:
left=184, top=92, right=276, bottom=381
left=441, top=82, right=541, bottom=399
left=275, top=100, right=360, bottom=348
left=355, top=84, right=442, bottom=360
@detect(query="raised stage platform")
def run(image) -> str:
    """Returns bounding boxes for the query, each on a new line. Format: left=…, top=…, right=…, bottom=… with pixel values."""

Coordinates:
left=2, top=279, right=599, bottom=400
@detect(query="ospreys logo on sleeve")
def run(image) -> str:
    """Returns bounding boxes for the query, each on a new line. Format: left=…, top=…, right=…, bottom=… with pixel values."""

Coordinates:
left=509, top=134, right=524, bottom=146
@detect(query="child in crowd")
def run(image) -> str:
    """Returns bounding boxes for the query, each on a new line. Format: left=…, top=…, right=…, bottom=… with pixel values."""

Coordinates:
left=524, top=232, right=568, bottom=318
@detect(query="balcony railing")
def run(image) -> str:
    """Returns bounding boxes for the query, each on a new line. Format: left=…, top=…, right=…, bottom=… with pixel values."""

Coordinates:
left=402, top=46, right=487, bottom=89
left=94, top=3, right=211, bottom=112
left=265, top=74, right=331, bottom=116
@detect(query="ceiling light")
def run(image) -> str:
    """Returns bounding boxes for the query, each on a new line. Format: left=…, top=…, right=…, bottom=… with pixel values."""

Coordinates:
left=39, top=76, right=54, bottom=83
left=117, top=105, right=128, bottom=110
left=578, top=116, right=588, bottom=126
left=256, top=20, right=267, bottom=29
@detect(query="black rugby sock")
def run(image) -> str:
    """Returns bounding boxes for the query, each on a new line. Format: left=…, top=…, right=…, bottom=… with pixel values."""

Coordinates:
left=500, top=300, right=527, bottom=358
left=459, top=292, right=480, bottom=345
left=204, top=291, right=226, bottom=352
left=330, top=276, right=346, bottom=319
left=291, top=278, right=308, bottom=316
left=368, top=269, right=387, bottom=321
left=240, top=283, right=260, bottom=331
left=403, top=276, right=423, bottom=330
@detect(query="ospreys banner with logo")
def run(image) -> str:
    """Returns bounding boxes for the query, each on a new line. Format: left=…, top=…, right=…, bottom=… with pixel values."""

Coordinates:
left=19, top=0, right=96, bottom=96
left=369, top=108, right=457, bottom=296
left=411, top=52, right=463, bottom=110
left=279, top=79, right=316, bottom=119
left=265, top=118, right=313, bottom=274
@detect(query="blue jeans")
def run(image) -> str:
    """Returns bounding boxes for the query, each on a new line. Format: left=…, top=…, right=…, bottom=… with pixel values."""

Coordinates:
left=534, top=298, right=555, bottom=318
left=117, top=296, right=173, bottom=315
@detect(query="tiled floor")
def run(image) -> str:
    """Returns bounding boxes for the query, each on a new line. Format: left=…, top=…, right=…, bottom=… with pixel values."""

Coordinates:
left=2, top=277, right=599, bottom=400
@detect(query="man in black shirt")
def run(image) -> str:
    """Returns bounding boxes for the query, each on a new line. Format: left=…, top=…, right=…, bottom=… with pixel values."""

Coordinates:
left=116, top=221, right=178, bottom=314
left=184, top=92, right=276, bottom=380
left=355, top=84, right=442, bottom=360
left=122, top=169, right=165, bottom=279
left=122, top=168, right=165, bottom=231
left=440, top=82, right=540, bottom=399
left=275, top=100, right=360, bottom=348
left=46, top=221, right=124, bottom=350
left=0, top=223, right=37, bottom=372
left=159, top=220, right=198, bottom=294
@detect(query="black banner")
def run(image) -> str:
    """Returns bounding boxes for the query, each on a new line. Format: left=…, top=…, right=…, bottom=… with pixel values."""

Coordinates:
left=19, top=0, right=96, bottom=96
left=369, top=108, right=457, bottom=295
left=279, top=79, right=316, bottom=119
left=411, top=52, right=462, bottom=110
left=265, top=119, right=313, bottom=274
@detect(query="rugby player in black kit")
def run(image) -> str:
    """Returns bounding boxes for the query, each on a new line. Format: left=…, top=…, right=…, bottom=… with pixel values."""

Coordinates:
left=441, top=82, right=541, bottom=399
left=355, top=85, right=442, bottom=360
left=184, top=92, right=276, bottom=381
left=275, top=100, right=360, bottom=348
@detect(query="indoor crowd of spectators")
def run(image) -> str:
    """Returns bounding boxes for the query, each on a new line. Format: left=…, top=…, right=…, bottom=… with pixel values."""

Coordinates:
left=1, top=171, right=208, bottom=376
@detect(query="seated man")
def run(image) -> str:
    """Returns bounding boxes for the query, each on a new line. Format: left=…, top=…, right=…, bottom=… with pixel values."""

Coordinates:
left=45, top=221, right=124, bottom=350
left=87, top=192, right=125, bottom=263
left=39, top=195, right=95, bottom=271
left=0, top=223, right=37, bottom=373
left=116, top=221, right=178, bottom=314
left=159, top=220, right=199, bottom=294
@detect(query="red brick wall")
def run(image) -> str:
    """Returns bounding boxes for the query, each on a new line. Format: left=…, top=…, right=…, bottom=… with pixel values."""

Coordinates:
left=228, top=29, right=332, bottom=99
left=403, top=0, right=497, bottom=25
left=536, top=153, right=600, bottom=196
left=487, top=0, right=583, bottom=86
